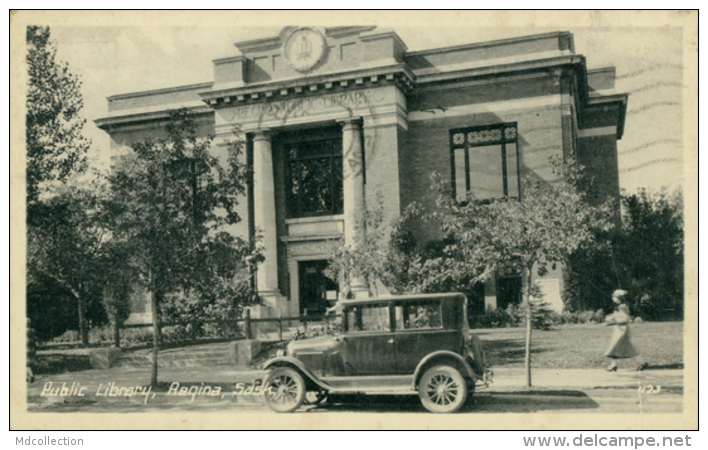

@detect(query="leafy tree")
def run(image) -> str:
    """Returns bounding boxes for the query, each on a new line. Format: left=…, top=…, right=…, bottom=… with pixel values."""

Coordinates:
left=414, top=157, right=613, bottom=386
left=564, top=188, right=684, bottom=320
left=26, top=25, right=95, bottom=345
left=105, top=109, right=260, bottom=385
left=325, top=192, right=399, bottom=299
left=26, top=26, right=90, bottom=206
left=27, top=186, right=107, bottom=346
left=327, top=157, right=612, bottom=386
left=26, top=274, right=79, bottom=343
left=97, top=240, right=139, bottom=347
left=618, top=188, right=683, bottom=320
left=562, top=234, right=618, bottom=313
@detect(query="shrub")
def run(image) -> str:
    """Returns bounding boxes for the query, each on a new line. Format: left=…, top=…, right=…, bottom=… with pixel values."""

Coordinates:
left=578, top=310, right=595, bottom=323
left=290, top=320, right=342, bottom=340
left=119, top=327, right=154, bottom=348
left=508, top=297, right=556, bottom=331
left=473, top=308, right=517, bottom=329
left=550, top=309, right=606, bottom=325
left=592, top=309, right=606, bottom=323
left=52, top=330, right=79, bottom=343
left=473, top=308, right=608, bottom=329
left=88, top=325, right=115, bottom=344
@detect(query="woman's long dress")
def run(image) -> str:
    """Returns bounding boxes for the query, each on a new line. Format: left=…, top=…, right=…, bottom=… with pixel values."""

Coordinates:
left=604, top=303, right=637, bottom=359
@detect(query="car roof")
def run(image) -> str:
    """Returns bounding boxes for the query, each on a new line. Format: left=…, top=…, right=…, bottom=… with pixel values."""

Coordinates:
left=339, top=293, right=466, bottom=306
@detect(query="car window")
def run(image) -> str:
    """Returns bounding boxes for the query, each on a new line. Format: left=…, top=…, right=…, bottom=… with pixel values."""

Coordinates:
left=394, top=300, right=443, bottom=330
left=346, top=304, right=390, bottom=332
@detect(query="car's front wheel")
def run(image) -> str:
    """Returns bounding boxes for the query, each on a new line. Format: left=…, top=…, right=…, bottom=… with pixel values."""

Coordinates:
left=418, top=365, right=468, bottom=413
left=263, top=367, right=306, bottom=413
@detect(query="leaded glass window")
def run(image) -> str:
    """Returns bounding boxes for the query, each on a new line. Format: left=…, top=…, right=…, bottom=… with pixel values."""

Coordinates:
left=450, top=123, right=519, bottom=202
left=285, top=137, right=343, bottom=218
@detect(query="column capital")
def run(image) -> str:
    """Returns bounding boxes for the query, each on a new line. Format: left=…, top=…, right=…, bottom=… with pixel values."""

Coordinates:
left=337, top=117, right=363, bottom=131
left=252, top=129, right=272, bottom=142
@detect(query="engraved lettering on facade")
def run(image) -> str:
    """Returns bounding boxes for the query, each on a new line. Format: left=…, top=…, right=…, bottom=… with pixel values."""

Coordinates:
left=230, top=89, right=388, bottom=122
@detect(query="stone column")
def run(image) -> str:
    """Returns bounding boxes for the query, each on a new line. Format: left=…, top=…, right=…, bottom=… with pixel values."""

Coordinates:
left=252, top=130, right=281, bottom=303
left=339, top=118, right=369, bottom=299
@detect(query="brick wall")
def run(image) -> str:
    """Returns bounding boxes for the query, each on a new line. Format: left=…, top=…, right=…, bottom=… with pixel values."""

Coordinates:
left=364, top=123, right=402, bottom=225
left=577, top=134, right=621, bottom=205
left=402, top=76, right=565, bottom=244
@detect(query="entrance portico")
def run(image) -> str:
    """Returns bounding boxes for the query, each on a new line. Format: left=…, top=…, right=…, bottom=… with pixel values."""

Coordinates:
left=235, top=111, right=391, bottom=317
left=203, top=27, right=410, bottom=316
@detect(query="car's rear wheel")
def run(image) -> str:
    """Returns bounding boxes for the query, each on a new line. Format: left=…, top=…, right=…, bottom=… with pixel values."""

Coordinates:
left=263, top=367, right=306, bottom=413
left=418, top=365, right=468, bottom=413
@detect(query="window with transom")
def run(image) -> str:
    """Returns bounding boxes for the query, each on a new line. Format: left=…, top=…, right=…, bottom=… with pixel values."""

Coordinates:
left=284, top=136, right=343, bottom=218
left=450, top=123, right=519, bottom=202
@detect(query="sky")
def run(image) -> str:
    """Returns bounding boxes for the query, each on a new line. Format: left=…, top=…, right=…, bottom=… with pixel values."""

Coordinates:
left=36, top=11, right=690, bottom=194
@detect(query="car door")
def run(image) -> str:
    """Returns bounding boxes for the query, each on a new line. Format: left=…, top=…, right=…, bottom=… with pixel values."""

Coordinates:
left=338, top=303, right=396, bottom=375
left=392, top=299, right=462, bottom=374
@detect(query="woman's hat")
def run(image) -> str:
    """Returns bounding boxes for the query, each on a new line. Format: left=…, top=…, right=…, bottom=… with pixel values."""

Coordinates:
left=612, top=289, right=628, bottom=298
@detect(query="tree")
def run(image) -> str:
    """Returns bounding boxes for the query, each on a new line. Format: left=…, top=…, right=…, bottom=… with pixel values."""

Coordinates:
left=26, top=25, right=95, bottom=345
left=26, top=26, right=90, bottom=206
left=105, top=109, right=259, bottom=385
left=326, top=156, right=612, bottom=386
left=562, top=234, right=618, bottom=313
left=618, top=188, right=683, bottom=320
left=27, top=185, right=107, bottom=346
left=563, top=188, right=684, bottom=320
left=419, top=156, right=613, bottom=386
left=98, top=240, right=138, bottom=348
left=325, top=192, right=398, bottom=299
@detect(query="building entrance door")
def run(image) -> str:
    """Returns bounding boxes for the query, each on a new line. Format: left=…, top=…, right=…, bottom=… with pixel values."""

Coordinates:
left=497, top=276, right=522, bottom=311
left=298, top=260, right=338, bottom=316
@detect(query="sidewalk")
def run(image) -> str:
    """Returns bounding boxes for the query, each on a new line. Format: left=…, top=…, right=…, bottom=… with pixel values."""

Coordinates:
left=488, top=368, right=682, bottom=391
left=27, top=365, right=682, bottom=408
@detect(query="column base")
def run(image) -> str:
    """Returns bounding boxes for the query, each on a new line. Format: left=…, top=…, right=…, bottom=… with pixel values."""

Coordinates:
left=351, top=283, right=370, bottom=300
left=253, top=291, right=288, bottom=318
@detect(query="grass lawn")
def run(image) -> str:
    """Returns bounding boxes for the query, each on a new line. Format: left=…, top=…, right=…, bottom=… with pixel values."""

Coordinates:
left=33, top=321, right=683, bottom=374
left=475, top=321, right=683, bottom=370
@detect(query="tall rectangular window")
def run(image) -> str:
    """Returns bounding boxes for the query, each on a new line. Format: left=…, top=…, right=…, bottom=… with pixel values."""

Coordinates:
left=285, top=137, right=343, bottom=218
left=450, top=123, right=519, bottom=202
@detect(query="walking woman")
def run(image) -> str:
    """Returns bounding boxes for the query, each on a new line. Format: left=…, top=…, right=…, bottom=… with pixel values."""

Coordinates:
left=604, top=289, right=646, bottom=371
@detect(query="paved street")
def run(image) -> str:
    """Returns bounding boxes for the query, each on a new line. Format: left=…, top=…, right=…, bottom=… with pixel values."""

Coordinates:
left=26, top=366, right=683, bottom=414
left=27, top=389, right=683, bottom=414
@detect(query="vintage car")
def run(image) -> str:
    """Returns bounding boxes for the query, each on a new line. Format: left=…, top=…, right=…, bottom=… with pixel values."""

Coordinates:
left=261, top=293, right=492, bottom=413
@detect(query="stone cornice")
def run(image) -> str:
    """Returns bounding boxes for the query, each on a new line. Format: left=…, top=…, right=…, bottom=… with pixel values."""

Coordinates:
left=586, top=93, right=629, bottom=139
left=234, top=34, right=283, bottom=53
left=414, top=55, right=586, bottom=86
left=213, top=55, right=248, bottom=65
left=324, top=26, right=377, bottom=39
left=359, top=28, right=408, bottom=52
left=94, top=105, right=213, bottom=130
left=405, top=31, right=574, bottom=58
left=234, top=26, right=380, bottom=53
left=199, top=64, right=415, bottom=106
left=106, top=82, right=213, bottom=103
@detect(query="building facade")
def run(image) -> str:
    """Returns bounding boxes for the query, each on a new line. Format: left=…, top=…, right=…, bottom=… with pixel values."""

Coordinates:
left=96, top=26, right=627, bottom=318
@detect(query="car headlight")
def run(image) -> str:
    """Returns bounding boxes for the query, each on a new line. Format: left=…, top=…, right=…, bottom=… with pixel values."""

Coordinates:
left=276, top=349, right=286, bottom=357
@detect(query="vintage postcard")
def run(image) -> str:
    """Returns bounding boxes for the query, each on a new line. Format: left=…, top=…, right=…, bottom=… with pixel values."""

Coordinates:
left=10, top=10, right=697, bottom=431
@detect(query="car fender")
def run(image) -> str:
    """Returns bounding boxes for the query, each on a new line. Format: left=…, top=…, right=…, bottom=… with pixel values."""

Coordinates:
left=412, top=350, right=477, bottom=389
left=262, top=356, right=330, bottom=390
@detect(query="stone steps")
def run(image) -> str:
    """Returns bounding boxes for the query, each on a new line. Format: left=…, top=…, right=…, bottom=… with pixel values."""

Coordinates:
left=111, top=323, right=327, bottom=369
left=114, top=342, right=235, bottom=368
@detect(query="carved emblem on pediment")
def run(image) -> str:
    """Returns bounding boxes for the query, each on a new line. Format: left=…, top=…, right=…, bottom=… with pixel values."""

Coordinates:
left=283, top=27, right=327, bottom=73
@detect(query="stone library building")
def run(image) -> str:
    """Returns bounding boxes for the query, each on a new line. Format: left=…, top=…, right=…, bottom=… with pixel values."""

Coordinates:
left=96, top=26, right=627, bottom=320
